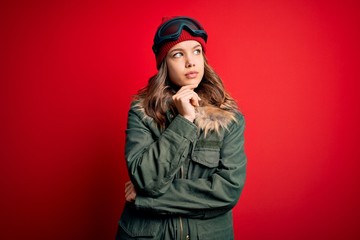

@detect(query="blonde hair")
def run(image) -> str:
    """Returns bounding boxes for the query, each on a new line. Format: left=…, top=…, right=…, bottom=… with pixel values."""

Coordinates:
left=135, top=56, right=238, bottom=128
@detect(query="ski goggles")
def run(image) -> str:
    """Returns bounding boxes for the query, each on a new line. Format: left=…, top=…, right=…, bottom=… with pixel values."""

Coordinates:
left=152, top=17, right=208, bottom=54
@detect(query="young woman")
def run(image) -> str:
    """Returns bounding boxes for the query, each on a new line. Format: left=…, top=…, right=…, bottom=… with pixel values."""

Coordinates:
left=116, top=16, right=247, bottom=240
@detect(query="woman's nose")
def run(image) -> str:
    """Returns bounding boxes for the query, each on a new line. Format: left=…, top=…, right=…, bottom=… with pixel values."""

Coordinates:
left=186, top=58, right=195, bottom=68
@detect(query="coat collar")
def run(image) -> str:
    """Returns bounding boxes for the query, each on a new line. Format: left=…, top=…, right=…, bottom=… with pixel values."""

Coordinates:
left=195, top=106, right=236, bottom=136
left=134, top=101, right=236, bottom=136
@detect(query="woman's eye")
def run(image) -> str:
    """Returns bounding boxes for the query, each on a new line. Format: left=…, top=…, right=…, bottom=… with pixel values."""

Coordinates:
left=173, top=52, right=183, bottom=58
left=194, top=49, right=201, bottom=55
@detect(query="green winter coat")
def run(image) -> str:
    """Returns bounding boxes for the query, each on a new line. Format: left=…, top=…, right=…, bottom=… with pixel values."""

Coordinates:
left=117, top=101, right=247, bottom=240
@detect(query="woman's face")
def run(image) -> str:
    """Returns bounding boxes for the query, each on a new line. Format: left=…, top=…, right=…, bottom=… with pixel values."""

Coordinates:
left=166, top=40, right=205, bottom=89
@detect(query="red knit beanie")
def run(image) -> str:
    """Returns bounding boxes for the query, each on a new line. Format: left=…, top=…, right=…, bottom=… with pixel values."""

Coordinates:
left=154, top=17, right=207, bottom=69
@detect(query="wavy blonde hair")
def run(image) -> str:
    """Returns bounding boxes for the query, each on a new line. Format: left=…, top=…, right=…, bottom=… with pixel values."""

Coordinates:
left=135, top=56, right=238, bottom=128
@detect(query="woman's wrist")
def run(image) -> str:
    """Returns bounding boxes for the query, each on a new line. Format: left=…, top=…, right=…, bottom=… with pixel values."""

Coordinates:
left=182, top=114, right=195, bottom=122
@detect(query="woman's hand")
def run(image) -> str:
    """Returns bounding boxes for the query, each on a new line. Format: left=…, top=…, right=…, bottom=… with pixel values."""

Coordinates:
left=125, top=181, right=137, bottom=202
left=172, top=84, right=201, bottom=122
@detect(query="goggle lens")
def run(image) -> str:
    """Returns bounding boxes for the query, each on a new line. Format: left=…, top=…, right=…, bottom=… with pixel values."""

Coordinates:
left=153, top=17, right=208, bottom=54
left=159, top=19, right=202, bottom=37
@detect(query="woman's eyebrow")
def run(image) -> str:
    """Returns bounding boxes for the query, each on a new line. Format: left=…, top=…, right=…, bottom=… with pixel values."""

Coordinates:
left=169, top=44, right=201, bottom=54
left=168, top=48, right=183, bottom=54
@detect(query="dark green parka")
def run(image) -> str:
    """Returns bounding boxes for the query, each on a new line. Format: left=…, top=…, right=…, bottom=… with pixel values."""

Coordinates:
left=118, top=101, right=247, bottom=240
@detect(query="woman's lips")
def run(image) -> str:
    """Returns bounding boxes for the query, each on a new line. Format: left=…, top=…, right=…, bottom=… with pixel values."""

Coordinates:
left=185, top=71, right=198, bottom=79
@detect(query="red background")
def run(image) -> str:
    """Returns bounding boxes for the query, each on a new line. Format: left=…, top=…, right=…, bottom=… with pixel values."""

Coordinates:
left=1, top=0, right=360, bottom=239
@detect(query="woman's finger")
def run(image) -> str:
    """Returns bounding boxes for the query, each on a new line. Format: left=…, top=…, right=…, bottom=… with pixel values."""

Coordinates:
left=125, top=180, right=132, bottom=188
left=125, top=182, right=133, bottom=193
left=125, top=188, right=137, bottom=202
left=173, top=89, right=200, bottom=102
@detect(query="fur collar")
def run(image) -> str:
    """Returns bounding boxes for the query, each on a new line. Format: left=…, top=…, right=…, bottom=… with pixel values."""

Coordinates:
left=195, top=106, right=237, bottom=136
left=133, top=101, right=237, bottom=136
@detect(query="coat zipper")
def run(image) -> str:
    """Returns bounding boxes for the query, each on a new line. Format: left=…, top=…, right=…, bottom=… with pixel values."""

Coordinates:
left=178, top=167, right=190, bottom=240
left=179, top=166, right=184, bottom=239
left=179, top=215, right=183, bottom=240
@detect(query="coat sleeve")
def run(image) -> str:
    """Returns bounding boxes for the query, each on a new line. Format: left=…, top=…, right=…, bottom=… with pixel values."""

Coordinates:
left=125, top=104, right=198, bottom=197
left=134, top=112, right=247, bottom=219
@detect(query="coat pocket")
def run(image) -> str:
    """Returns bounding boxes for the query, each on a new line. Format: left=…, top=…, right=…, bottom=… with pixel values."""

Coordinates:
left=192, top=149, right=220, bottom=168
left=196, top=211, right=234, bottom=240
left=119, top=204, right=162, bottom=238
